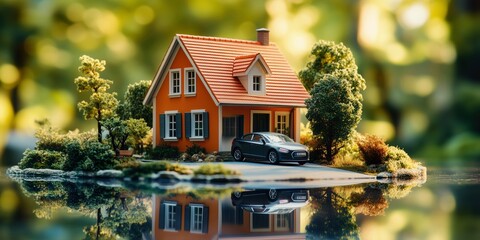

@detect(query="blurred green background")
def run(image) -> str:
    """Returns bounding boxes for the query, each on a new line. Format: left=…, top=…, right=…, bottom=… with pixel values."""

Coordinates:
left=1, top=0, right=479, bottom=165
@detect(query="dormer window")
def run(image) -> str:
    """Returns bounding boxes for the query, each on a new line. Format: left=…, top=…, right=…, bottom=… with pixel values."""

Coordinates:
left=253, top=76, right=262, bottom=92
left=233, top=53, right=271, bottom=96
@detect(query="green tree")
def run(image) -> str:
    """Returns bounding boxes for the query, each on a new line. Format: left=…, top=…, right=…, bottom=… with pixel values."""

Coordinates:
left=125, top=118, right=150, bottom=153
left=305, top=73, right=362, bottom=163
left=300, top=41, right=365, bottom=163
left=123, top=80, right=153, bottom=127
left=74, top=55, right=119, bottom=142
left=102, top=117, right=129, bottom=152
left=299, top=40, right=365, bottom=94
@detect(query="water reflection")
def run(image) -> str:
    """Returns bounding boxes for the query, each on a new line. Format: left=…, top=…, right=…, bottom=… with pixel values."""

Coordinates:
left=12, top=178, right=423, bottom=239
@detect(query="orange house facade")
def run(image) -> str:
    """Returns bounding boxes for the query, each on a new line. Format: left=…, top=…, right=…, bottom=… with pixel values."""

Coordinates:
left=144, top=29, right=310, bottom=153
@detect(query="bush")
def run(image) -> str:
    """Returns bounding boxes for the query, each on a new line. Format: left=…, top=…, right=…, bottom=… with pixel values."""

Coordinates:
left=356, top=134, right=388, bottom=165
left=62, top=140, right=82, bottom=171
left=19, top=149, right=66, bottom=170
left=82, top=140, right=116, bottom=171
left=186, top=143, right=206, bottom=156
left=385, top=146, right=417, bottom=172
left=193, top=164, right=240, bottom=176
left=122, top=160, right=191, bottom=177
left=147, top=144, right=179, bottom=159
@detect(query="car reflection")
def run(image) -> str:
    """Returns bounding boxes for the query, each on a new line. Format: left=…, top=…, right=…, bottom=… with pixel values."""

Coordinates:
left=231, top=188, right=310, bottom=214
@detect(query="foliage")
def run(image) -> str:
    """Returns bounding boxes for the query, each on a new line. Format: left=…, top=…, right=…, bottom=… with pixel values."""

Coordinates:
left=350, top=186, right=388, bottom=216
left=356, top=134, right=389, bottom=165
left=102, top=117, right=129, bottom=151
left=113, top=157, right=141, bottom=170
left=186, top=143, right=206, bottom=156
left=385, top=146, right=418, bottom=172
left=74, top=55, right=119, bottom=141
left=125, top=118, right=150, bottom=152
left=122, top=161, right=191, bottom=177
left=193, top=164, right=240, bottom=176
left=147, top=144, right=180, bottom=160
left=305, top=74, right=363, bottom=163
left=19, top=149, right=65, bottom=170
left=123, top=80, right=153, bottom=127
left=299, top=40, right=365, bottom=94
left=80, top=140, right=116, bottom=171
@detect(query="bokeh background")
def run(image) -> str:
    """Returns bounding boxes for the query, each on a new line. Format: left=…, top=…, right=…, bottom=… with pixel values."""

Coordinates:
left=1, top=0, right=479, bottom=165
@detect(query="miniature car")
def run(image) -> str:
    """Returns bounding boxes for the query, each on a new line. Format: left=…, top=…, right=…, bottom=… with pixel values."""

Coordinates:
left=231, top=132, right=309, bottom=165
left=231, top=188, right=310, bottom=214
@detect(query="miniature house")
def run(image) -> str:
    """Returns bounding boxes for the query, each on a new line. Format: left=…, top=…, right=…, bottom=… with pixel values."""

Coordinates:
left=143, top=29, right=310, bottom=153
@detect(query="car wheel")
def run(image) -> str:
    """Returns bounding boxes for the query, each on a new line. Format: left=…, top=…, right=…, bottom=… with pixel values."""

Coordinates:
left=298, top=161, right=306, bottom=166
left=233, top=148, right=244, bottom=161
left=233, top=191, right=242, bottom=199
left=268, top=189, right=278, bottom=201
left=268, top=150, right=279, bottom=164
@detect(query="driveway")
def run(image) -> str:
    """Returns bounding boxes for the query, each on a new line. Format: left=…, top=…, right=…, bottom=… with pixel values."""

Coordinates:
left=180, top=161, right=377, bottom=189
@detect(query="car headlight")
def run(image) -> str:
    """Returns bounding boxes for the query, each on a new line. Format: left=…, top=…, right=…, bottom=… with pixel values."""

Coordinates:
left=278, top=148, right=289, bottom=153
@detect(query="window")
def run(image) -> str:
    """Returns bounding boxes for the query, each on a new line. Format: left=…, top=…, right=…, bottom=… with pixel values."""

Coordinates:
left=186, top=204, right=209, bottom=234
left=221, top=201, right=243, bottom=225
left=275, top=213, right=292, bottom=231
left=160, top=201, right=181, bottom=231
left=192, top=112, right=203, bottom=138
left=251, top=214, right=270, bottom=232
left=185, top=69, right=196, bottom=95
left=253, top=75, right=261, bottom=92
left=186, top=111, right=209, bottom=139
left=191, top=205, right=203, bottom=233
left=275, top=113, right=289, bottom=135
left=160, top=112, right=182, bottom=140
left=222, top=117, right=236, bottom=137
left=170, top=69, right=181, bottom=96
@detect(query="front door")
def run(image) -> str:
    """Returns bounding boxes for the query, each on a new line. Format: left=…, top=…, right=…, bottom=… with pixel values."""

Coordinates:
left=252, top=113, right=270, bottom=132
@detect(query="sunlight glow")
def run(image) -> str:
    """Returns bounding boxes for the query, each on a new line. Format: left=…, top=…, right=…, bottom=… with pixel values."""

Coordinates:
left=398, top=3, right=429, bottom=29
left=0, top=64, right=20, bottom=86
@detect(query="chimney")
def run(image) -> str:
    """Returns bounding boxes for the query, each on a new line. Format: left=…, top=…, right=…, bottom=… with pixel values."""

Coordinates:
left=256, top=28, right=270, bottom=45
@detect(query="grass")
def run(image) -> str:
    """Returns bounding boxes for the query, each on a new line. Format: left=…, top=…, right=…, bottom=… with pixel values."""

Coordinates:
left=193, top=163, right=240, bottom=176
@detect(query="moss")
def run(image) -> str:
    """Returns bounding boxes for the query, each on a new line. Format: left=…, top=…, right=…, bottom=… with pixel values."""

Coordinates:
left=193, top=164, right=240, bottom=176
left=385, top=146, right=418, bottom=173
left=122, top=160, right=191, bottom=177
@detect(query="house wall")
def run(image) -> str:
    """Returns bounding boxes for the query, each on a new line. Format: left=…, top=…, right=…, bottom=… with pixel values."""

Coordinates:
left=154, top=47, right=219, bottom=152
left=153, top=194, right=219, bottom=240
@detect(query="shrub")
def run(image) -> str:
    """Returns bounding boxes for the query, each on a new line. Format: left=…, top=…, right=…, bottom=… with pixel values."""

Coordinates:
left=186, top=143, right=206, bottom=156
left=147, top=144, right=180, bottom=160
left=193, top=164, right=240, bottom=176
left=19, top=149, right=66, bottom=170
left=385, top=146, right=417, bottom=172
left=62, top=141, right=82, bottom=171
left=113, top=157, right=140, bottom=170
left=122, top=160, right=191, bottom=177
left=356, top=134, right=388, bottom=165
left=82, top=140, right=116, bottom=171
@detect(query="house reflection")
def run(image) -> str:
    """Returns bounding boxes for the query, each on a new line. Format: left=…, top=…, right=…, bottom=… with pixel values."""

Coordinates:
left=153, top=189, right=307, bottom=239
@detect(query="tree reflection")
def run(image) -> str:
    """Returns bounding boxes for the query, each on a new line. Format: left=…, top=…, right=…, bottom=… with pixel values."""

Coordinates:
left=19, top=181, right=151, bottom=240
left=306, top=183, right=420, bottom=239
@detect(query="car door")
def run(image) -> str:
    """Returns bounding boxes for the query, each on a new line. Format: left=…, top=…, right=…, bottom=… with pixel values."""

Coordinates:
left=239, top=134, right=254, bottom=157
left=248, top=134, right=269, bottom=159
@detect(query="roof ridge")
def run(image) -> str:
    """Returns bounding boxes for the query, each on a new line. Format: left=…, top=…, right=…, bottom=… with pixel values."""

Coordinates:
left=234, top=53, right=259, bottom=60
left=177, top=34, right=260, bottom=45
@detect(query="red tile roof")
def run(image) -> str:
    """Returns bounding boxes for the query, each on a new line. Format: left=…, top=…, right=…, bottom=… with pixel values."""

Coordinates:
left=145, top=34, right=310, bottom=107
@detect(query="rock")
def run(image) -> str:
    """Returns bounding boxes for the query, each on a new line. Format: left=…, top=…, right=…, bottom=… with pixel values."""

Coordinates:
left=377, top=172, right=392, bottom=179
left=96, top=170, right=124, bottom=178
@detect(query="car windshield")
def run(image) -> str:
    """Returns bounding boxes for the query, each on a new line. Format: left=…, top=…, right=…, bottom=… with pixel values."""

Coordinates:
left=265, top=134, right=294, bottom=143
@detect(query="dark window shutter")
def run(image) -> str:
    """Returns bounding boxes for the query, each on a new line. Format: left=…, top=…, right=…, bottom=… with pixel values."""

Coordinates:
left=202, top=206, right=209, bottom=233
left=185, top=113, right=191, bottom=138
left=159, top=201, right=165, bottom=229
left=236, top=115, right=244, bottom=138
left=185, top=205, right=191, bottom=231
left=175, top=204, right=182, bottom=231
left=203, top=112, right=209, bottom=139
left=160, top=114, right=166, bottom=139
left=176, top=113, right=182, bottom=139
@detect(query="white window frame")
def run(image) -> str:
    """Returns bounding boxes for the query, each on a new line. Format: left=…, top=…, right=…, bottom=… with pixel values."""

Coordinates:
left=252, top=75, right=262, bottom=92
left=190, top=205, right=204, bottom=233
left=165, top=110, right=178, bottom=140
left=169, top=69, right=181, bottom=97
left=190, top=109, right=205, bottom=140
left=164, top=202, right=178, bottom=232
left=250, top=213, right=271, bottom=232
left=275, top=112, right=290, bottom=135
left=184, top=68, right=196, bottom=96
left=274, top=213, right=290, bottom=231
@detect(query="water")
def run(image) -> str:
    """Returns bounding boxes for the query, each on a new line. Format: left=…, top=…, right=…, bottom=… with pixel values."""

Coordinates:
left=1, top=164, right=479, bottom=240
